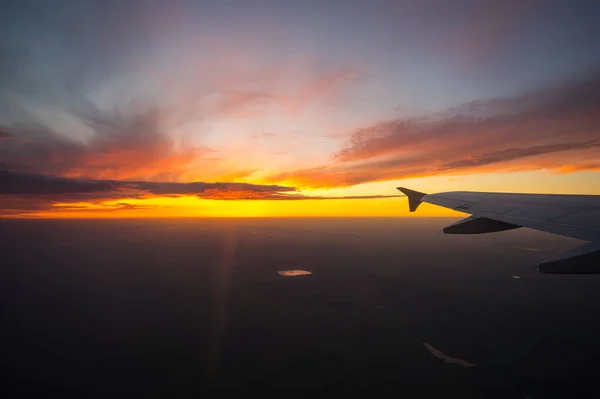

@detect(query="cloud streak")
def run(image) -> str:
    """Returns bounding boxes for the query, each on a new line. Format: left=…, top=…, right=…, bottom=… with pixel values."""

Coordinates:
left=0, top=171, right=401, bottom=215
left=0, top=170, right=295, bottom=197
left=267, top=71, right=600, bottom=187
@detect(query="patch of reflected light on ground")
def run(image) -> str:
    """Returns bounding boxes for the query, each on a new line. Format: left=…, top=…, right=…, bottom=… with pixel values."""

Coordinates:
left=277, top=270, right=312, bottom=277
left=519, top=247, right=544, bottom=252
left=423, top=343, right=475, bottom=368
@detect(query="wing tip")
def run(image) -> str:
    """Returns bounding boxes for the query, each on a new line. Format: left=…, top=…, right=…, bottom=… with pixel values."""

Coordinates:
left=396, top=187, right=427, bottom=212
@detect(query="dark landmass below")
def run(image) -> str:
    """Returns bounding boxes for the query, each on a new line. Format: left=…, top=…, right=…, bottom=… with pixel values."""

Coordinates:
left=2, top=218, right=599, bottom=398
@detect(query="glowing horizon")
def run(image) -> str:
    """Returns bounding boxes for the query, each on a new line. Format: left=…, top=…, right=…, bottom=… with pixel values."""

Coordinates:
left=1, top=1, right=600, bottom=218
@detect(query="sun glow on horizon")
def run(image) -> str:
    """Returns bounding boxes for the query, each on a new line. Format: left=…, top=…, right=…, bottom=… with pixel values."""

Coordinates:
left=10, top=196, right=459, bottom=219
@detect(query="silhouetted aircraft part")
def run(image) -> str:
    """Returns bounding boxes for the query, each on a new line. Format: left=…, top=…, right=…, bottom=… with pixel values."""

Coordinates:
left=443, top=216, right=521, bottom=234
left=396, top=187, right=426, bottom=212
left=538, top=242, right=600, bottom=274
left=396, top=187, right=600, bottom=274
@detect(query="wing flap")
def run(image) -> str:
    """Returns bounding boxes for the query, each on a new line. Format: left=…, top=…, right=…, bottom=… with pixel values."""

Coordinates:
left=502, top=205, right=574, bottom=221
left=462, top=201, right=519, bottom=214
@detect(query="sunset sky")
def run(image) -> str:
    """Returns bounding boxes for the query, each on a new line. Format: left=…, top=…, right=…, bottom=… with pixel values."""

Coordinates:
left=1, top=0, right=599, bottom=217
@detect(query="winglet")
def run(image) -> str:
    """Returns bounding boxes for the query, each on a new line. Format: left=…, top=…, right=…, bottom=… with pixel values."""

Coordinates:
left=396, top=187, right=426, bottom=212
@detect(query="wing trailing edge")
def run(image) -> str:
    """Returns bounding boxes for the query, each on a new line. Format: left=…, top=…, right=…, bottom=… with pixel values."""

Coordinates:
left=538, top=242, right=600, bottom=274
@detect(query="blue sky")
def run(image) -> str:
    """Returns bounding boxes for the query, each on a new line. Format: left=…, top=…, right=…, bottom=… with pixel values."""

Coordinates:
left=3, top=1, right=599, bottom=111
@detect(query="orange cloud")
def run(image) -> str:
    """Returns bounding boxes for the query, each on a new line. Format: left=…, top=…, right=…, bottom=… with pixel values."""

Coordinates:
left=266, top=71, right=600, bottom=188
left=0, top=101, right=211, bottom=181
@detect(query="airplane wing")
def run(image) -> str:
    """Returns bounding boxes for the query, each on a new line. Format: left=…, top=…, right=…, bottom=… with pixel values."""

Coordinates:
left=397, top=187, right=600, bottom=274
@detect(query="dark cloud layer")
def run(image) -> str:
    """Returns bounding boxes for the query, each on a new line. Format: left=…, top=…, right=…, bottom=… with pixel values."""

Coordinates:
left=1, top=171, right=119, bottom=195
left=269, top=71, right=600, bottom=187
left=0, top=170, right=295, bottom=197
left=0, top=171, right=400, bottom=215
